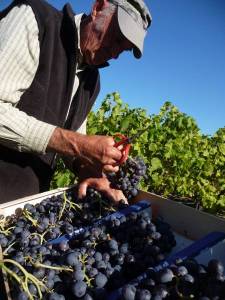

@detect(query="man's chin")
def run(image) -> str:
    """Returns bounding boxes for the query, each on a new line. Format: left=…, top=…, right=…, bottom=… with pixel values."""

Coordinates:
left=84, top=52, right=109, bottom=66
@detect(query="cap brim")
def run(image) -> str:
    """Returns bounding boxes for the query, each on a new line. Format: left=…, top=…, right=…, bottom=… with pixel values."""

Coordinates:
left=117, top=6, right=146, bottom=59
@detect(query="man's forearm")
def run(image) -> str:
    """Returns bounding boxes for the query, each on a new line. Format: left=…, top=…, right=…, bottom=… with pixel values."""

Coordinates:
left=47, top=127, right=122, bottom=172
left=47, top=127, right=83, bottom=157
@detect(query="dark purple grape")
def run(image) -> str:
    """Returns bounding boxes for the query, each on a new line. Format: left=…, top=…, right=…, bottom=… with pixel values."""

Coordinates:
left=88, top=267, right=98, bottom=277
left=32, top=268, right=45, bottom=279
left=28, top=284, right=37, bottom=295
left=17, top=291, right=28, bottom=300
left=108, top=239, right=118, bottom=250
left=105, top=266, right=114, bottom=277
left=102, top=252, right=110, bottom=262
left=82, top=239, right=92, bottom=248
left=181, top=274, right=195, bottom=284
left=142, top=278, right=156, bottom=289
left=71, top=280, right=87, bottom=298
left=120, top=243, right=129, bottom=254
left=94, top=252, right=102, bottom=262
left=49, top=292, right=65, bottom=300
left=153, top=284, right=169, bottom=299
left=46, top=278, right=54, bottom=289
left=121, top=284, right=136, bottom=300
left=13, top=252, right=25, bottom=264
left=157, top=268, right=174, bottom=283
left=94, top=272, right=108, bottom=288
left=135, top=289, right=152, bottom=300
left=0, top=236, right=8, bottom=247
left=83, top=294, right=94, bottom=300
left=65, top=252, right=79, bottom=266
left=208, top=259, right=224, bottom=275
left=73, top=269, right=85, bottom=281
left=58, top=241, right=69, bottom=252
left=175, top=265, right=188, bottom=277
left=95, top=260, right=107, bottom=270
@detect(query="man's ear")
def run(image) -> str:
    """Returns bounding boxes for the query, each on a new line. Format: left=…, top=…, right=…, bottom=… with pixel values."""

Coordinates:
left=91, top=0, right=108, bottom=18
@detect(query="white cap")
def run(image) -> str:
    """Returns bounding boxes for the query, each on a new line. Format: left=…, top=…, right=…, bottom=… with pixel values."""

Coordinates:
left=109, top=0, right=152, bottom=58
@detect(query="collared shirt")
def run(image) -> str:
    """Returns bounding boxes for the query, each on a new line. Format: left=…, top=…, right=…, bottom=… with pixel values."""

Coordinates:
left=0, top=4, right=86, bottom=155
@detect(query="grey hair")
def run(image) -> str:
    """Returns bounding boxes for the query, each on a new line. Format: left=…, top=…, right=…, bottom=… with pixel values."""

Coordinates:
left=94, top=2, right=117, bottom=31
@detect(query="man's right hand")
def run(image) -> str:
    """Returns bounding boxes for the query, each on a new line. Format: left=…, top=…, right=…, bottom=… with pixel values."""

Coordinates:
left=47, top=128, right=121, bottom=172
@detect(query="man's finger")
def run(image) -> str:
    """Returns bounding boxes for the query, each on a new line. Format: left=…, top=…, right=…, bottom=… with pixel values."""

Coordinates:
left=78, top=181, right=88, bottom=199
left=110, top=146, right=123, bottom=161
left=103, top=165, right=119, bottom=173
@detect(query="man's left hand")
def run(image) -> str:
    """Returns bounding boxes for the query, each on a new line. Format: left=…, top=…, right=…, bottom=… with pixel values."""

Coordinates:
left=78, top=177, right=128, bottom=204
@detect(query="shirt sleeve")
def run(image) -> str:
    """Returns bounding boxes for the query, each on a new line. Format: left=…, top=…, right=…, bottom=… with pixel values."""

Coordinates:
left=0, top=4, right=56, bottom=154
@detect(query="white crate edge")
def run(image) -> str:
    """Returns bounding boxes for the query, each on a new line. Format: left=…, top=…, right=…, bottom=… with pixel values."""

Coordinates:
left=0, top=185, right=76, bottom=217
left=136, top=190, right=225, bottom=240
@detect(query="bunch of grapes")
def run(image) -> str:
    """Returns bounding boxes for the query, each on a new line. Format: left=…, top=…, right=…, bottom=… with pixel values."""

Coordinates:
left=119, top=258, right=225, bottom=300
left=108, top=157, right=148, bottom=200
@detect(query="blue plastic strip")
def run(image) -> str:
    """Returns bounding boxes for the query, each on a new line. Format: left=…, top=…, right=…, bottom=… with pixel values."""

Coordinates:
left=153, top=231, right=225, bottom=272
left=48, top=200, right=151, bottom=245
left=107, top=231, right=225, bottom=300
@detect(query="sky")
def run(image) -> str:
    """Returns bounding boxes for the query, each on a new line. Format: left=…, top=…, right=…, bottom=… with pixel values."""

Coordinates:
left=0, top=0, right=225, bottom=136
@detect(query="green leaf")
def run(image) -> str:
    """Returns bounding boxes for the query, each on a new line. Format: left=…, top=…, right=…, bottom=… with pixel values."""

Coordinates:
left=148, top=143, right=157, bottom=152
left=56, top=173, right=70, bottom=188
left=120, top=116, right=131, bottom=130
left=219, top=143, right=225, bottom=155
left=113, top=92, right=122, bottom=105
left=150, top=157, right=162, bottom=172
left=203, top=163, right=214, bottom=177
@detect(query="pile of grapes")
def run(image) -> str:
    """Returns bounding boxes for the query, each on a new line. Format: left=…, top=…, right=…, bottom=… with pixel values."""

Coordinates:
left=0, top=155, right=224, bottom=300
left=119, top=257, right=225, bottom=300
left=108, top=157, right=147, bottom=200
left=0, top=186, right=176, bottom=300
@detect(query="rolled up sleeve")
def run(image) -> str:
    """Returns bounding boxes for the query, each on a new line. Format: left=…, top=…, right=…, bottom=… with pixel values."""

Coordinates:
left=0, top=4, right=56, bottom=154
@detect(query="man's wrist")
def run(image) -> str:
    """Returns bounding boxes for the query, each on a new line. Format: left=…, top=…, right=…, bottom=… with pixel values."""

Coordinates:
left=47, top=127, right=83, bottom=157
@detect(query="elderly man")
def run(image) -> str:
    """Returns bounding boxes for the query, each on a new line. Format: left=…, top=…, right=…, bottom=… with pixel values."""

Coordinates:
left=0, top=0, right=151, bottom=203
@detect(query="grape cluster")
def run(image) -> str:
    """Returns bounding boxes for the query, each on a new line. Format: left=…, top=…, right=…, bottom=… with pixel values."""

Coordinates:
left=0, top=189, right=176, bottom=300
left=119, top=258, right=225, bottom=300
left=108, top=157, right=147, bottom=200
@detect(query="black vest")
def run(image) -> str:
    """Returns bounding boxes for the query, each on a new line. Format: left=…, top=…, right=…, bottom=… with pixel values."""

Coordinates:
left=0, top=0, right=100, bottom=168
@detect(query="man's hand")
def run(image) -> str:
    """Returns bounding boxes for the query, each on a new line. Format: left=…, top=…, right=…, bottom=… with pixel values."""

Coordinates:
left=78, top=177, right=128, bottom=204
left=47, top=128, right=121, bottom=172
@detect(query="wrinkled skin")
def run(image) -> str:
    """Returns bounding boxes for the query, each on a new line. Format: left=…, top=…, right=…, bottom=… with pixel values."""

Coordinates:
left=80, top=0, right=134, bottom=65
left=48, top=129, right=122, bottom=173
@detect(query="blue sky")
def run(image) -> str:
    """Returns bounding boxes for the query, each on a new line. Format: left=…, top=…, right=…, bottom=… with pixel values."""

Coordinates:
left=1, top=1, right=224, bottom=135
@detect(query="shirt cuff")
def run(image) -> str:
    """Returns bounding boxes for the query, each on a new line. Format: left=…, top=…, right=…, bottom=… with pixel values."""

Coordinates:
left=20, top=118, right=56, bottom=154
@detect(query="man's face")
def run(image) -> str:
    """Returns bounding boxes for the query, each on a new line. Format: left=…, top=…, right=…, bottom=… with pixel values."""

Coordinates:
left=80, top=5, right=133, bottom=65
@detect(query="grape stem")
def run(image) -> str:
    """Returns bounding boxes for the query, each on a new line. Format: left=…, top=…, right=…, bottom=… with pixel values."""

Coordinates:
left=3, top=242, right=16, bottom=256
left=27, top=256, right=73, bottom=272
left=22, top=209, right=38, bottom=227
left=58, top=192, right=81, bottom=221
left=0, top=216, right=15, bottom=235
left=0, top=258, right=47, bottom=299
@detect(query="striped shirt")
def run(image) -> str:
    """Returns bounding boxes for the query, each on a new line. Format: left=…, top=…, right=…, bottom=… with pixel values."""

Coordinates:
left=0, top=4, right=86, bottom=155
